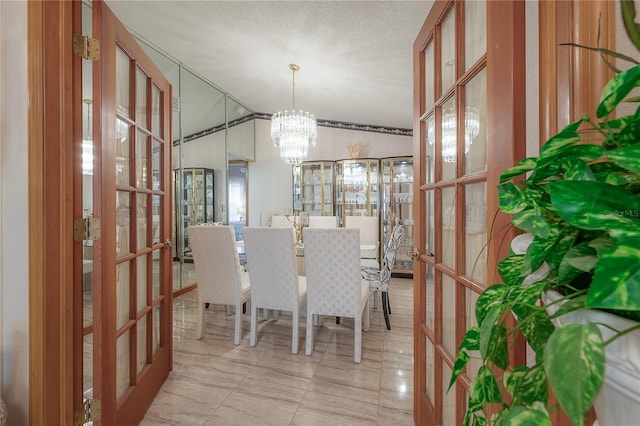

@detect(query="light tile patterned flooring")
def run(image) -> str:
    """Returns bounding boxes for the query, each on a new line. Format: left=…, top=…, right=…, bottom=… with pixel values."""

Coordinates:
left=141, top=277, right=414, bottom=425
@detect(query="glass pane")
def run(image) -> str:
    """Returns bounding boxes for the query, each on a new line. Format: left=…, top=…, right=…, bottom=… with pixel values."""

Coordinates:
left=136, top=130, right=148, bottom=188
left=442, top=98, right=457, bottom=180
left=441, top=186, right=456, bottom=269
left=425, top=189, right=434, bottom=257
left=426, top=264, right=435, bottom=329
left=153, top=254, right=161, bottom=299
left=137, top=255, right=148, bottom=312
left=441, top=6, right=456, bottom=92
left=442, top=274, right=456, bottom=354
left=152, top=140, right=161, bottom=190
left=152, top=84, right=161, bottom=138
left=136, top=67, right=148, bottom=129
left=152, top=194, right=161, bottom=244
left=137, top=315, right=147, bottom=375
left=465, top=68, right=487, bottom=175
left=116, top=117, right=130, bottom=185
left=465, top=0, right=486, bottom=70
left=116, top=261, right=131, bottom=330
left=116, top=191, right=131, bottom=257
left=83, top=332, right=93, bottom=399
left=116, top=330, right=130, bottom=402
left=153, top=304, right=160, bottom=354
left=425, top=41, right=435, bottom=111
left=443, top=362, right=456, bottom=426
left=426, top=338, right=435, bottom=403
left=465, top=182, right=487, bottom=283
left=115, top=46, right=130, bottom=117
left=425, top=115, right=435, bottom=184
left=465, top=289, right=483, bottom=379
left=137, top=193, right=148, bottom=250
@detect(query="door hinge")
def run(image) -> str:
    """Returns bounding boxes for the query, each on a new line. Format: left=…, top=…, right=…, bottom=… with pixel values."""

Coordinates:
left=74, top=217, right=101, bottom=241
left=74, top=398, right=101, bottom=424
left=73, top=33, right=100, bottom=60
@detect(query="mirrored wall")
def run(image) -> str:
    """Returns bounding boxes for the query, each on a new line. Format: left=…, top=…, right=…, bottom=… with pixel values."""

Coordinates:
left=135, top=37, right=256, bottom=292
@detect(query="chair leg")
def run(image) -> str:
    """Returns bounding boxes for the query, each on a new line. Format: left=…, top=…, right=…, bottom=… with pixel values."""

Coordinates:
left=292, top=311, right=299, bottom=354
left=250, top=304, right=258, bottom=346
left=335, top=316, right=341, bottom=324
left=382, top=291, right=391, bottom=330
left=354, top=316, right=362, bottom=363
left=263, top=308, right=269, bottom=320
left=234, top=303, right=243, bottom=345
left=364, top=298, right=370, bottom=332
left=386, top=291, right=391, bottom=315
left=305, top=312, right=314, bottom=356
left=373, top=290, right=379, bottom=309
left=196, top=301, right=205, bottom=339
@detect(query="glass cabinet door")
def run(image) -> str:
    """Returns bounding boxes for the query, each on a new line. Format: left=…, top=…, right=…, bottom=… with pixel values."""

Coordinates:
left=381, top=157, right=414, bottom=274
left=295, top=161, right=334, bottom=216
left=335, top=158, right=380, bottom=225
left=175, top=167, right=214, bottom=261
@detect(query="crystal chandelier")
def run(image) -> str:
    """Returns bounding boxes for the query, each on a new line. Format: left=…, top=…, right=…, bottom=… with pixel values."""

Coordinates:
left=271, top=64, right=317, bottom=165
left=428, top=106, right=480, bottom=163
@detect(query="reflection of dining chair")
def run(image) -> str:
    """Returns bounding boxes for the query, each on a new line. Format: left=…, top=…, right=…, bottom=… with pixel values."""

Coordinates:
left=361, top=222, right=407, bottom=330
left=308, top=215, right=338, bottom=228
left=242, top=227, right=307, bottom=354
left=188, top=225, right=251, bottom=345
left=270, top=215, right=295, bottom=229
left=344, top=215, right=379, bottom=268
left=303, top=228, right=370, bottom=363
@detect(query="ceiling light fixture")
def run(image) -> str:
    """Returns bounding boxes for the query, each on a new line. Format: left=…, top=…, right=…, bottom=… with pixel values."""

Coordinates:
left=427, top=106, right=480, bottom=163
left=271, top=64, right=317, bottom=165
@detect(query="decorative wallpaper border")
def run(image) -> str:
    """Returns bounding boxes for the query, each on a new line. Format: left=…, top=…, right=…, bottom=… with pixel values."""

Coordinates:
left=176, top=112, right=413, bottom=145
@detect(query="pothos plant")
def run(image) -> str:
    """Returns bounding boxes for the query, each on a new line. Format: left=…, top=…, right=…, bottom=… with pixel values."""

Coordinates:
left=449, top=2, right=640, bottom=425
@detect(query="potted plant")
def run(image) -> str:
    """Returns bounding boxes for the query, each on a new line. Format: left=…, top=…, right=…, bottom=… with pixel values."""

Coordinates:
left=449, top=2, right=640, bottom=425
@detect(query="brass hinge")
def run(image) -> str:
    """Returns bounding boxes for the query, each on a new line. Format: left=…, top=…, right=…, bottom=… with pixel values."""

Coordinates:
left=74, top=217, right=101, bottom=241
left=73, top=33, right=100, bottom=60
left=74, top=398, right=101, bottom=424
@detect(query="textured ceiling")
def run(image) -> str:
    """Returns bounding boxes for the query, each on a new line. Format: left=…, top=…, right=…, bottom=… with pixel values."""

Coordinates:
left=106, top=0, right=433, bottom=131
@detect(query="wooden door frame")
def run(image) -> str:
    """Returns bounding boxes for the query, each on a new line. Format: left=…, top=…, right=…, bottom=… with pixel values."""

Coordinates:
left=28, top=1, right=77, bottom=424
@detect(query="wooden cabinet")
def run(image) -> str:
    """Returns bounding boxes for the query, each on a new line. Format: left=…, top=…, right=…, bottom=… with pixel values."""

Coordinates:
left=174, top=168, right=214, bottom=260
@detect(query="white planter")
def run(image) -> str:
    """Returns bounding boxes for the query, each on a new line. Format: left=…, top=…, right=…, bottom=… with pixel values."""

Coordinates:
left=543, top=290, right=640, bottom=426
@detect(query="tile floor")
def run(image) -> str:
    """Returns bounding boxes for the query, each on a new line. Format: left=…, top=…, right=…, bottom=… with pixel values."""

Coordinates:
left=141, top=277, right=414, bottom=425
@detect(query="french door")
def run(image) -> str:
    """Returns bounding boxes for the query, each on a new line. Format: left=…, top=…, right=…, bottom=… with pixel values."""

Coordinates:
left=79, top=1, right=173, bottom=424
left=412, top=1, right=526, bottom=424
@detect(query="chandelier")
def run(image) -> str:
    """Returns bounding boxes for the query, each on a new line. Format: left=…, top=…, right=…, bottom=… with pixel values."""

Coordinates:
left=428, top=106, right=480, bottom=163
left=271, top=64, right=317, bottom=165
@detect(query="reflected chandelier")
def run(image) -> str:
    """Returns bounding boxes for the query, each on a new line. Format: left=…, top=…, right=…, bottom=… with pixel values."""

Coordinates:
left=428, top=106, right=480, bottom=163
left=271, top=64, right=317, bottom=165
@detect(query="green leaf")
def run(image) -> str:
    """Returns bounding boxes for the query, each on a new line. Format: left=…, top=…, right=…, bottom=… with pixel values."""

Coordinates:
left=545, top=228, right=578, bottom=271
left=622, top=0, right=640, bottom=55
left=515, top=310, right=555, bottom=353
left=560, top=156, right=595, bottom=181
left=468, top=365, right=503, bottom=413
left=448, top=349, right=470, bottom=391
left=498, top=182, right=529, bottom=214
left=501, top=405, right=551, bottom=426
left=544, top=323, right=605, bottom=426
left=479, top=304, right=504, bottom=360
left=607, top=144, right=640, bottom=174
left=539, top=119, right=582, bottom=156
left=486, top=324, right=509, bottom=370
left=597, top=65, right=640, bottom=117
left=498, top=255, right=525, bottom=287
left=476, top=284, right=509, bottom=325
left=512, top=208, right=550, bottom=239
left=503, top=365, right=530, bottom=397
left=500, top=157, right=538, bottom=183
left=516, top=363, right=549, bottom=406
left=549, top=180, right=640, bottom=234
left=587, top=241, right=640, bottom=312
left=522, top=231, right=560, bottom=276
left=558, top=243, right=597, bottom=283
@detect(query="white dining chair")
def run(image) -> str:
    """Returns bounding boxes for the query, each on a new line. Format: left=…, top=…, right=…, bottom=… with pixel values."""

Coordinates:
left=242, top=227, right=307, bottom=354
left=344, top=215, right=380, bottom=268
left=188, top=225, right=251, bottom=345
left=308, top=215, right=338, bottom=228
left=303, top=227, right=370, bottom=363
left=270, top=215, right=295, bottom=229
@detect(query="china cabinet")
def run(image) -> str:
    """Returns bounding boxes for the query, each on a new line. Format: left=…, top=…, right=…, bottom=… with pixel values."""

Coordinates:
left=293, top=161, right=334, bottom=215
left=335, top=158, right=380, bottom=225
left=381, top=157, right=414, bottom=274
left=174, top=167, right=214, bottom=260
